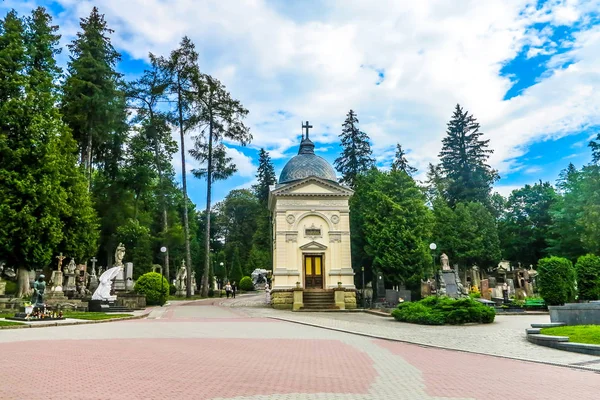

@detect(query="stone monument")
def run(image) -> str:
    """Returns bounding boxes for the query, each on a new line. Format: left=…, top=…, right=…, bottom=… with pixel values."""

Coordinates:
left=91, top=267, right=120, bottom=302
left=175, top=261, right=187, bottom=296
left=190, top=271, right=196, bottom=296
left=436, top=254, right=468, bottom=299
left=88, top=257, right=99, bottom=293
left=63, top=258, right=77, bottom=297
left=31, top=275, right=46, bottom=306
left=113, top=243, right=126, bottom=291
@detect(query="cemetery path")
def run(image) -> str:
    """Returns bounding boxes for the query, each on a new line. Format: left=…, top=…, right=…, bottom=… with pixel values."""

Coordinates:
left=0, top=297, right=597, bottom=400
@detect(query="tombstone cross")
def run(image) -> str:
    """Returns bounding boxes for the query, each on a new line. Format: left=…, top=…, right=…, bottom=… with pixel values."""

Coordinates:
left=302, top=121, right=313, bottom=138
left=56, top=253, right=66, bottom=270
left=90, top=257, right=98, bottom=275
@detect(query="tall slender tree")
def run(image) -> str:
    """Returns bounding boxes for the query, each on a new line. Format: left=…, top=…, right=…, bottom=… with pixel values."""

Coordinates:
left=250, top=148, right=277, bottom=270
left=61, top=7, right=123, bottom=186
left=334, top=110, right=375, bottom=188
left=126, top=53, right=176, bottom=280
left=253, top=148, right=277, bottom=206
left=391, top=143, right=417, bottom=176
left=162, top=37, right=200, bottom=296
left=189, top=73, right=251, bottom=297
left=439, top=104, right=499, bottom=207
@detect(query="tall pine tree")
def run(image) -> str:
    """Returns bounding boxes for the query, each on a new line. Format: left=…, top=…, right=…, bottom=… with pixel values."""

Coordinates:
left=250, top=148, right=277, bottom=270
left=391, top=143, right=417, bottom=176
left=253, top=148, right=277, bottom=206
left=439, top=104, right=498, bottom=207
left=334, top=110, right=375, bottom=188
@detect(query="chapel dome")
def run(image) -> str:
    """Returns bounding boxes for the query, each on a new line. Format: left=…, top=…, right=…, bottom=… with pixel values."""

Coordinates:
left=279, top=135, right=337, bottom=184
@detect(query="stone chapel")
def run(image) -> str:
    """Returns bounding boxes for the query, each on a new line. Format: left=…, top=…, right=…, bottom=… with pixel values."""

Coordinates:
left=269, top=122, right=357, bottom=310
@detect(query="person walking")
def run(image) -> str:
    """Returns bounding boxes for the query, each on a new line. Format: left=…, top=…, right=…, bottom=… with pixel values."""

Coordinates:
left=231, top=281, right=237, bottom=299
left=225, top=282, right=232, bottom=299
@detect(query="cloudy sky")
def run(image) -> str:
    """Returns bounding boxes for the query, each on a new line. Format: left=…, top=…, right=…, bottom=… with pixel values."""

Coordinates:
left=3, top=0, right=599, bottom=206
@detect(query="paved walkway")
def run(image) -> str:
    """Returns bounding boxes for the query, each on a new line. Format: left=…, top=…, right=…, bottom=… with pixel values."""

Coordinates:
left=224, top=295, right=600, bottom=370
left=0, top=296, right=598, bottom=399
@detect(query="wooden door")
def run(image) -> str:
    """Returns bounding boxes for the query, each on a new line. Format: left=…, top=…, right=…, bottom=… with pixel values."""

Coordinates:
left=304, top=255, right=323, bottom=289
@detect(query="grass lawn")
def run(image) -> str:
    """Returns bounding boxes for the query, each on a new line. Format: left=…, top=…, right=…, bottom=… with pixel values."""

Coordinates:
left=541, top=325, right=600, bottom=345
left=0, top=320, right=25, bottom=327
left=62, top=312, right=133, bottom=320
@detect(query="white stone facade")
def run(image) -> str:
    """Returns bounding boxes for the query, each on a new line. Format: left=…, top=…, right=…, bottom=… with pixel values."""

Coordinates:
left=269, top=177, right=355, bottom=290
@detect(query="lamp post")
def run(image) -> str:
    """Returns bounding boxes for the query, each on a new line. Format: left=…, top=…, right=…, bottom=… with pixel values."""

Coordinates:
left=219, top=262, right=224, bottom=297
left=160, top=246, right=167, bottom=306
left=429, top=243, right=437, bottom=270
left=361, top=266, right=365, bottom=309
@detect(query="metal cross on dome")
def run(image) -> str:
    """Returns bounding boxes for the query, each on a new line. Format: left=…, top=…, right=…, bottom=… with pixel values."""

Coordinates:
left=302, top=121, right=313, bottom=138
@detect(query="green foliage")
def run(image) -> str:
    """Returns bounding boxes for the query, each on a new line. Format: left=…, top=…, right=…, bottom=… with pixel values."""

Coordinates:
left=391, top=143, right=417, bottom=176
left=239, top=276, right=254, bottom=291
left=229, top=247, right=243, bottom=284
left=4, top=281, right=17, bottom=295
left=537, top=256, right=576, bottom=305
left=169, top=283, right=176, bottom=296
left=433, top=200, right=500, bottom=270
left=334, top=109, right=375, bottom=188
left=391, top=296, right=495, bottom=325
left=116, top=219, right=152, bottom=278
left=575, top=254, right=600, bottom=301
left=134, top=272, right=169, bottom=305
left=439, top=104, right=499, bottom=207
left=499, top=182, right=557, bottom=266
left=253, top=148, right=277, bottom=206
left=351, top=169, right=433, bottom=290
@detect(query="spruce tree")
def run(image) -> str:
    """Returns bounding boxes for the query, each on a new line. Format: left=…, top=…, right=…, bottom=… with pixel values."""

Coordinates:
left=439, top=104, right=499, bottom=206
left=590, top=133, right=600, bottom=164
left=334, top=110, right=375, bottom=188
left=253, top=148, right=277, bottom=206
left=391, top=143, right=417, bottom=176
left=61, top=6, right=123, bottom=185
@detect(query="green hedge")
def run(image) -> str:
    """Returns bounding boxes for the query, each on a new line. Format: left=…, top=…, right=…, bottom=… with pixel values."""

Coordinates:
left=538, top=256, right=576, bottom=305
left=239, top=276, right=254, bottom=291
left=134, top=272, right=169, bottom=306
left=391, top=296, right=495, bottom=325
left=4, top=281, right=17, bottom=295
left=575, top=254, right=600, bottom=301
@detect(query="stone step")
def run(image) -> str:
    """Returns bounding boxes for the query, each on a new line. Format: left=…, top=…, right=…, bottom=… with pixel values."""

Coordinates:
left=530, top=322, right=566, bottom=328
left=300, top=304, right=338, bottom=310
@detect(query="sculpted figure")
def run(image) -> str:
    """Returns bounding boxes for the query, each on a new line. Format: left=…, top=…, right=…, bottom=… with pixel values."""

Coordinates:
left=67, top=259, right=77, bottom=274
left=31, top=275, right=46, bottom=306
left=176, top=262, right=187, bottom=291
left=440, top=253, right=451, bottom=271
left=92, top=267, right=120, bottom=301
left=114, top=243, right=126, bottom=267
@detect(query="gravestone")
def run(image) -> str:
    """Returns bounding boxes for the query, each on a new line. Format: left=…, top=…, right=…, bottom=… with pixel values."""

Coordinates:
left=480, top=279, right=490, bottom=300
left=507, top=278, right=515, bottom=295
left=421, top=281, right=431, bottom=298
left=441, top=271, right=458, bottom=297
left=488, top=276, right=497, bottom=288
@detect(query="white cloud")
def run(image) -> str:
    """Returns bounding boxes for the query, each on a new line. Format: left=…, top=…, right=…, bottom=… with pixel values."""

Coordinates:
left=14, top=0, right=600, bottom=183
left=524, top=166, right=543, bottom=174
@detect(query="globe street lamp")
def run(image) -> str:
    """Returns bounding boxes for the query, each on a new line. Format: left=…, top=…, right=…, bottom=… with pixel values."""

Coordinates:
left=160, top=246, right=167, bottom=306
left=429, top=243, right=437, bottom=274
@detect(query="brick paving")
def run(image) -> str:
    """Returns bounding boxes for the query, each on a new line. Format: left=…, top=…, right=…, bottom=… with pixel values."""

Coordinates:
left=0, top=296, right=598, bottom=399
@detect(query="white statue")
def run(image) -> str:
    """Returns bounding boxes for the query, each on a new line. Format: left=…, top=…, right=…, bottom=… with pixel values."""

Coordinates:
left=265, top=283, right=271, bottom=304
left=176, top=262, right=187, bottom=292
left=114, top=243, right=126, bottom=267
left=440, top=253, right=451, bottom=271
left=91, top=267, right=120, bottom=301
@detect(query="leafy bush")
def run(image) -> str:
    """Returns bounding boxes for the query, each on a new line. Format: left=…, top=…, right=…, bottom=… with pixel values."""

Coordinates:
left=134, top=272, right=169, bottom=306
left=239, top=276, right=254, bottom=291
left=538, top=256, right=576, bottom=305
left=4, top=281, right=17, bottom=295
left=575, top=254, right=600, bottom=301
left=169, top=284, right=176, bottom=295
left=392, top=296, right=495, bottom=325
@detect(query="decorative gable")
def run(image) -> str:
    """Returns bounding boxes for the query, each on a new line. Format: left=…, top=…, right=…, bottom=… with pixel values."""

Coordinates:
left=271, top=177, right=353, bottom=197
left=299, top=241, right=328, bottom=251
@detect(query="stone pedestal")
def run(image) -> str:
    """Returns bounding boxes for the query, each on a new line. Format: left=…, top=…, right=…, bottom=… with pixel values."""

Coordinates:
left=438, top=270, right=468, bottom=299
left=113, top=266, right=126, bottom=291
left=49, top=270, right=64, bottom=292
left=292, top=288, right=303, bottom=311
left=88, top=275, right=99, bottom=293
left=63, top=273, right=77, bottom=296
left=334, top=288, right=345, bottom=310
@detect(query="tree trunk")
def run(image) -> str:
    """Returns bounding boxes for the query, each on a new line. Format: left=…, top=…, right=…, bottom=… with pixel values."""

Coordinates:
left=176, top=77, right=193, bottom=298
left=86, top=132, right=93, bottom=191
left=17, top=267, right=31, bottom=298
left=201, top=117, right=214, bottom=297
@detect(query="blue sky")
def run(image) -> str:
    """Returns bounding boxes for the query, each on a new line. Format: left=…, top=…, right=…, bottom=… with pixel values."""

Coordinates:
left=3, top=0, right=600, bottom=206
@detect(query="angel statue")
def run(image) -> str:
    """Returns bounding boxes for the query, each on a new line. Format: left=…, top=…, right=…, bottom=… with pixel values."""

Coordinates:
left=91, top=266, right=120, bottom=301
left=114, top=243, right=126, bottom=267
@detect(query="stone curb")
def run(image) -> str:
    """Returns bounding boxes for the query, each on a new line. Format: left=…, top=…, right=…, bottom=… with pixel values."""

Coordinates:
left=0, top=312, right=148, bottom=330
left=526, top=327, right=600, bottom=357
left=267, top=316, right=600, bottom=373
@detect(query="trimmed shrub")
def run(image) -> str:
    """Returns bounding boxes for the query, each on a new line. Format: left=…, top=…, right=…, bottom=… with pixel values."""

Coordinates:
left=134, top=272, right=169, bottom=305
left=575, top=254, right=600, bottom=301
left=392, top=296, right=495, bottom=325
left=538, top=256, right=576, bottom=305
left=239, top=276, right=254, bottom=291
